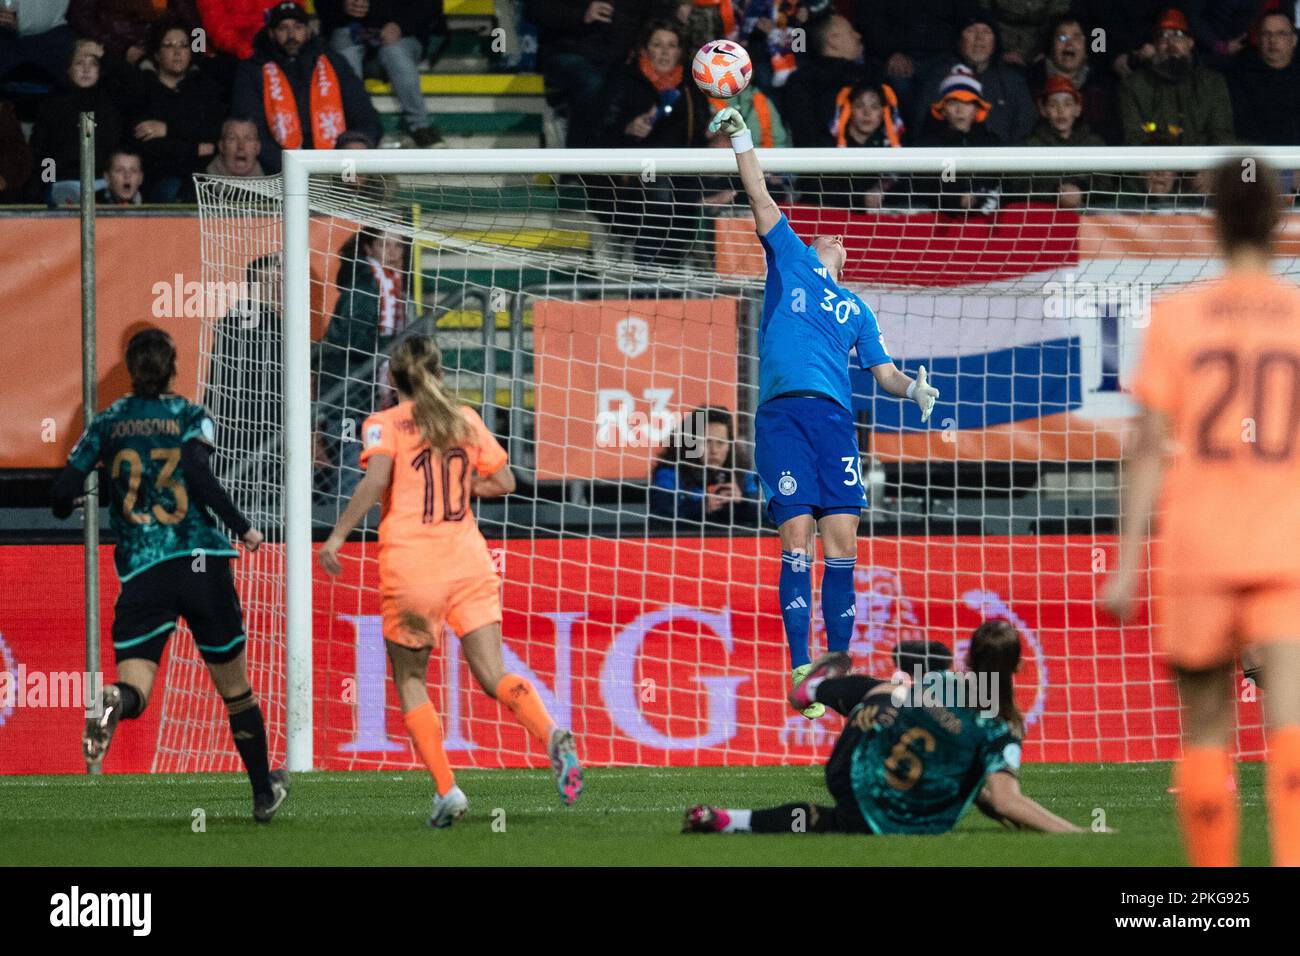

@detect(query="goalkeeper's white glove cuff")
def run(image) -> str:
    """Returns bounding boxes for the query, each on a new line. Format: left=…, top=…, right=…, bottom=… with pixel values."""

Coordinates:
left=906, top=379, right=918, bottom=400
left=731, top=130, right=754, bottom=153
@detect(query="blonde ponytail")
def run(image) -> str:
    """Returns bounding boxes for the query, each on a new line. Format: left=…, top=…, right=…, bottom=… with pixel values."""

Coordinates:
left=388, top=335, right=470, bottom=452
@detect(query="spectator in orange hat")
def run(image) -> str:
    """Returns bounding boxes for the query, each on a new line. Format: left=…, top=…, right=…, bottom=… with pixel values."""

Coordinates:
left=912, top=12, right=1036, bottom=143
left=1018, top=74, right=1109, bottom=208
left=1024, top=74, right=1103, bottom=146
left=915, top=65, right=1001, bottom=213
left=1119, top=6, right=1236, bottom=145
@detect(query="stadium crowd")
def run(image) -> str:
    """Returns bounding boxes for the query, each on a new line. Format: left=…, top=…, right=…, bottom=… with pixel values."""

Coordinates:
left=0, top=1, right=1297, bottom=205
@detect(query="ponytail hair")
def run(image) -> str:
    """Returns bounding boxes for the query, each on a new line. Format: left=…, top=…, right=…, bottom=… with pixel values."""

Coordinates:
left=388, top=335, right=470, bottom=452
left=966, top=619, right=1024, bottom=737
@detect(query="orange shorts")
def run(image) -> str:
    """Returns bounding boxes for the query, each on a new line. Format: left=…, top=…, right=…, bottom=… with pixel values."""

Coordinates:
left=1156, top=577, right=1300, bottom=671
left=380, top=572, right=502, bottom=649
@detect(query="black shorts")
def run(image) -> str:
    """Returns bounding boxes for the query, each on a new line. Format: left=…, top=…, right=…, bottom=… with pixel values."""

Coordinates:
left=112, top=555, right=246, bottom=665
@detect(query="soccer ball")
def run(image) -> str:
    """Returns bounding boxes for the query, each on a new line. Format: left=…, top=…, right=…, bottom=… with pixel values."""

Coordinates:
left=692, top=40, right=752, bottom=99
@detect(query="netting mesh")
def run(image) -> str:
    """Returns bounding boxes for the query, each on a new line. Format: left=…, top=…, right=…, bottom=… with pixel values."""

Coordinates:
left=166, top=159, right=1286, bottom=773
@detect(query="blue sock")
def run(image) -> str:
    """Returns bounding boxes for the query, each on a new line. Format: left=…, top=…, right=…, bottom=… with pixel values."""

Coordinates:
left=822, top=557, right=857, bottom=653
left=779, top=550, right=812, bottom=669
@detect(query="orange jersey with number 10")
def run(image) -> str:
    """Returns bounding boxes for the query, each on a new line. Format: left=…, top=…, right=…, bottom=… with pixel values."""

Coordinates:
left=359, top=402, right=508, bottom=591
left=1132, top=268, right=1300, bottom=583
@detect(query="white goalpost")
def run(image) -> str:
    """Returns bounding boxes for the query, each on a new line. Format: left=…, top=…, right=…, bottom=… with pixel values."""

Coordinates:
left=176, top=146, right=1300, bottom=775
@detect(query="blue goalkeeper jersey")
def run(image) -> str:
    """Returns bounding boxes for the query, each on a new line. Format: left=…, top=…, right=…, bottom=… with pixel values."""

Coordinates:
left=849, top=671, right=1023, bottom=835
left=757, top=215, right=891, bottom=411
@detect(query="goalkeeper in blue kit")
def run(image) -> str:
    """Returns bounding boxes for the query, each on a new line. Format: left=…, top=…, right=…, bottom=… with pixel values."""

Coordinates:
left=684, top=620, right=1085, bottom=835
left=710, top=106, right=940, bottom=718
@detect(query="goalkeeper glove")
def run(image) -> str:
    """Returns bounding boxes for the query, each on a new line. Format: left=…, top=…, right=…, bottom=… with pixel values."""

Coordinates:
left=907, top=365, right=940, bottom=423
left=709, top=107, right=753, bottom=152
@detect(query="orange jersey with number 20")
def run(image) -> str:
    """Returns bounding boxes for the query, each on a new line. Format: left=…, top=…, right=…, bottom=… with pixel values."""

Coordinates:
left=1133, top=268, right=1300, bottom=583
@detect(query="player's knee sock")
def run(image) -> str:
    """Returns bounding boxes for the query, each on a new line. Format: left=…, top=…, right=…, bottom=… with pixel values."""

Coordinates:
left=1266, top=725, right=1300, bottom=867
left=748, top=803, right=839, bottom=833
left=114, top=682, right=144, bottom=719
left=1173, top=745, right=1238, bottom=867
left=223, top=690, right=272, bottom=800
left=494, top=673, right=556, bottom=744
left=403, top=701, right=456, bottom=797
left=780, top=550, right=812, bottom=669
left=821, top=557, right=857, bottom=653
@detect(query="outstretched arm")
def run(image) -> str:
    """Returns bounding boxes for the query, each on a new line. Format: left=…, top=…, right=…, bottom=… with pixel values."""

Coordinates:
left=710, top=107, right=780, bottom=235
left=976, top=771, right=1085, bottom=833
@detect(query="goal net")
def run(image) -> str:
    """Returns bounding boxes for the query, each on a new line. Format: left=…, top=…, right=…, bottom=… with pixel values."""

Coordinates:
left=165, top=147, right=1292, bottom=774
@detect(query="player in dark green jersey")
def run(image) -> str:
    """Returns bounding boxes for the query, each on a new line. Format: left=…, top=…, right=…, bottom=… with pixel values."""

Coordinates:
left=683, top=620, right=1084, bottom=835
left=52, top=328, right=289, bottom=823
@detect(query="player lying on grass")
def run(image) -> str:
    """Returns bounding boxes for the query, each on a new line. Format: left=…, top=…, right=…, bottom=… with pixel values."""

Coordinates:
left=318, top=334, right=583, bottom=827
left=51, top=328, right=289, bottom=823
left=711, top=105, right=941, bottom=719
left=1102, top=156, right=1300, bottom=867
left=684, top=620, right=1084, bottom=835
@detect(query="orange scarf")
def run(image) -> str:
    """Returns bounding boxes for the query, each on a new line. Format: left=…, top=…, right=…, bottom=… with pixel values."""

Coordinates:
left=262, top=55, right=346, bottom=150
left=638, top=52, right=683, bottom=93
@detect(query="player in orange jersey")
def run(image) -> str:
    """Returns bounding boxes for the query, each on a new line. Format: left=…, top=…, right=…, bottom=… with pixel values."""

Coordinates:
left=319, top=334, right=583, bottom=826
left=1102, top=157, right=1300, bottom=867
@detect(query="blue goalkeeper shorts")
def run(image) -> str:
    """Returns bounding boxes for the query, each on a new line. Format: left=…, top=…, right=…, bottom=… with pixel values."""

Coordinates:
left=754, top=393, right=867, bottom=527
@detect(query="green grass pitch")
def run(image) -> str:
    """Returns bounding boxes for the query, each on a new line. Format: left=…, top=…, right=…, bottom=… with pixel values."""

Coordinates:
left=0, top=763, right=1272, bottom=866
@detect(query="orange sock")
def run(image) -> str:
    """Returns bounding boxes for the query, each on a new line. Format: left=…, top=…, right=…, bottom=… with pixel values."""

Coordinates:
left=1266, top=726, right=1300, bottom=867
left=494, top=673, right=556, bottom=744
left=403, top=702, right=455, bottom=797
left=1173, top=745, right=1238, bottom=867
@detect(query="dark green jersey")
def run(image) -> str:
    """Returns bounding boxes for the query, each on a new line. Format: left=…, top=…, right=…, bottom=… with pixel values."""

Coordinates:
left=68, top=394, right=237, bottom=581
left=849, top=671, right=1022, bottom=835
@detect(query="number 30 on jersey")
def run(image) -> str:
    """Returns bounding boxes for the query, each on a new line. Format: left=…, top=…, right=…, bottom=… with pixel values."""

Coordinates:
left=821, top=288, right=860, bottom=325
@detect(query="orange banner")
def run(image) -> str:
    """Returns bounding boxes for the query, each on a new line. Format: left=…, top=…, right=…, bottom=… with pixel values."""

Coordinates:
left=534, top=298, right=738, bottom=481
left=0, top=215, right=348, bottom=470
